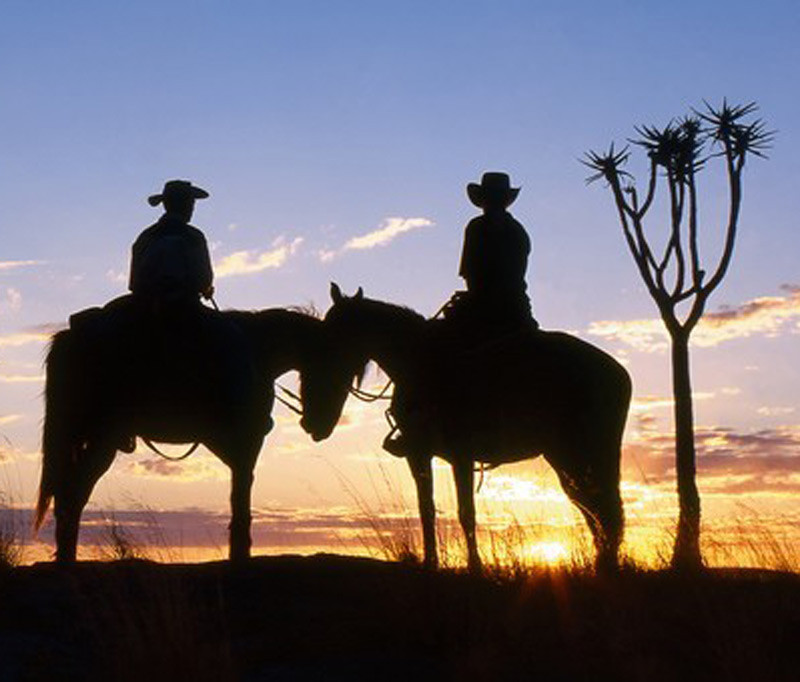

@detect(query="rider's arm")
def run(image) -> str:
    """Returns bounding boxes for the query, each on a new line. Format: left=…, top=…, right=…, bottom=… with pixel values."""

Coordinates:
left=128, top=236, right=143, bottom=293
left=195, top=231, right=215, bottom=299
left=458, top=218, right=480, bottom=286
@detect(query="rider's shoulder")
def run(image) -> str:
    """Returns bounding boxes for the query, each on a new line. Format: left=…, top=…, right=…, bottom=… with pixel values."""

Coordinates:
left=132, top=221, right=161, bottom=245
left=465, top=215, right=488, bottom=232
left=184, top=224, right=208, bottom=240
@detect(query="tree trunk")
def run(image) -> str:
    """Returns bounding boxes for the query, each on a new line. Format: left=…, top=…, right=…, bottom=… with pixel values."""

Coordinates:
left=670, top=332, right=703, bottom=569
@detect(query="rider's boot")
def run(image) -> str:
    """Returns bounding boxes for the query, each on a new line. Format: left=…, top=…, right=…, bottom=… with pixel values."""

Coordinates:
left=383, top=430, right=411, bottom=458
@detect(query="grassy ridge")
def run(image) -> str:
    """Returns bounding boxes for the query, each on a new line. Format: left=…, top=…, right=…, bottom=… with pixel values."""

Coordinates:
left=1, top=556, right=799, bottom=681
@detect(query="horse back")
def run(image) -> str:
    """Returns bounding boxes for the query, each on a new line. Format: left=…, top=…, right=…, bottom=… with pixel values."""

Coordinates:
left=401, top=325, right=631, bottom=459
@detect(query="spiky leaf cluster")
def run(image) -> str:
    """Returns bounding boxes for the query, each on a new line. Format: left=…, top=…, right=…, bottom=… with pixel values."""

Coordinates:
left=633, top=117, right=705, bottom=185
left=582, top=144, right=630, bottom=185
left=697, top=100, right=774, bottom=162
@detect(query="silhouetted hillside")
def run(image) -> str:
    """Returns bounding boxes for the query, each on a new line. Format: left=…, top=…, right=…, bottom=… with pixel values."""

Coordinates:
left=1, top=556, right=799, bottom=681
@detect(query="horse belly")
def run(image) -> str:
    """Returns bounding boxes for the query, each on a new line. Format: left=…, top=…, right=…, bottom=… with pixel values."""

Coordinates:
left=440, top=405, right=549, bottom=465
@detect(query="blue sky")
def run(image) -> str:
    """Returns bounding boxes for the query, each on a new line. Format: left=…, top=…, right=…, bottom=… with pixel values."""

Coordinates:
left=1, top=1, right=799, bottom=560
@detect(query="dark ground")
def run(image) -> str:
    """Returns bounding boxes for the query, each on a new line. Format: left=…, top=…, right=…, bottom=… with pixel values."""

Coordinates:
left=1, top=555, right=799, bottom=681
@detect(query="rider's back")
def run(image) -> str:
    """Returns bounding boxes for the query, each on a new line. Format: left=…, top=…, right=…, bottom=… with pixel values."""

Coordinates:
left=459, top=211, right=530, bottom=299
left=129, top=215, right=213, bottom=304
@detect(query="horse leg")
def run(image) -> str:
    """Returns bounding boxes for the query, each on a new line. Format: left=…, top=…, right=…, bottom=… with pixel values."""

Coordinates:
left=549, top=452, right=623, bottom=573
left=228, top=464, right=254, bottom=562
left=407, top=453, right=437, bottom=569
left=54, top=442, right=117, bottom=563
left=452, top=459, right=481, bottom=573
left=226, top=438, right=262, bottom=563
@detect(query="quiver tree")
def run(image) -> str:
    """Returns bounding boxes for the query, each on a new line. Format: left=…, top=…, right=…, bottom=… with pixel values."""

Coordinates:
left=585, top=101, right=772, bottom=569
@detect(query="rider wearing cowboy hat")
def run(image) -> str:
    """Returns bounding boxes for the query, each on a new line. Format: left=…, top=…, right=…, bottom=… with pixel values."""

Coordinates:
left=459, top=171, right=532, bottom=324
left=383, top=172, right=535, bottom=459
left=453, top=171, right=534, bottom=329
left=129, top=179, right=215, bottom=308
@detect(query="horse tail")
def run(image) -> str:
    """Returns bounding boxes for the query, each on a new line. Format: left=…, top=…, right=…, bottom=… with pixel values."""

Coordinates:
left=35, top=330, right=79, bottom=531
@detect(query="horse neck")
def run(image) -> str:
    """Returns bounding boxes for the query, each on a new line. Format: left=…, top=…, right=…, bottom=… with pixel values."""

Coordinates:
left=226, top=309, right=319, bottom=376
left=356, top=300, right=426, bottom=380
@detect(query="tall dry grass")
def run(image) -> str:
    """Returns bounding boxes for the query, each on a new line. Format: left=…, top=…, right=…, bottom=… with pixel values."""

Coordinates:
left=334, top=462, right=800, bottom=576
left=0, top=492, right=25, bottom=569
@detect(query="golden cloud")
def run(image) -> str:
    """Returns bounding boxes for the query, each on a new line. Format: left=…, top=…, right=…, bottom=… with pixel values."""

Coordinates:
left=631, top=392, right=715, bottom=412
left=0, top=331, right=52, bottom=348
left=0, top=260, right=45, bottom=271
left=215, top=237, right=303, bottom=277
left=0, top=373, right=44, bottom=384
left=344, top=217, right=433, bottom=250
left=321, top=217, right=434, bottom=261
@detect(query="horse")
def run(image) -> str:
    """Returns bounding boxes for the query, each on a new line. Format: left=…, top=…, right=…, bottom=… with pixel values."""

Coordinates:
left=321, top=284, right=632, bottom=572
left=35, top=305, right=366, bottom=563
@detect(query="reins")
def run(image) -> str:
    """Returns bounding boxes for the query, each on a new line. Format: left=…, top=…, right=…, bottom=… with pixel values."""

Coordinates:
left=275, top=383, right=304, bottom=415
left=346, top=297, right=451, bottom=406
left=349, top=380, right=393, bottom=402
left=346, top=296, right=492, bottom=493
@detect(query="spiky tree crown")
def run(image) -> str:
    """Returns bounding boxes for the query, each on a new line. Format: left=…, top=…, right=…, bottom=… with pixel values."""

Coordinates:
left=585, top=100, right=773, bottom=188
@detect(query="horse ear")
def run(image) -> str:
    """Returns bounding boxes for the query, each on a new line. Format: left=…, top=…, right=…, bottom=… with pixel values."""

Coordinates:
left=355, top=286, right=364, bottom=300
left=330, top=282, right=343, bottom=303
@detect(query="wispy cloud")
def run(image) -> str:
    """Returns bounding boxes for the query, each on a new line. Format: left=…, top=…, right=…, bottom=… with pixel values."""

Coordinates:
left=125, top=454, right=227, bottom=482
left=0, top=260, right=45, bottom=271
left=106, top=269, right=126, bottom=285
left=320, top=217, right=434, bottom=261
left=215, top=237, right=303, bottom=277
left=631, top=392, right=715, bottom=413
left=0, top=322, right=62, bottom=348
left=756, top=406, right=796, bottom=417
left=0, top=414, right=22, bottom=425
left=0, top=373, right=44, bottom=384
left=0, top=331, right=52, bottom=348
left=0, top=288, right=22, bottom=315
left=589, top=284, right=800, bottom=352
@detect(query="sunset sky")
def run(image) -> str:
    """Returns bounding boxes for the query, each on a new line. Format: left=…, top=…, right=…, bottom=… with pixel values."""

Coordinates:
left=1, top=1, right=799, bottom=565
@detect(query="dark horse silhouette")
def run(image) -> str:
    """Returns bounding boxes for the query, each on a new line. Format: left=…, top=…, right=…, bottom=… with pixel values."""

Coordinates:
left=322, top=285, right=632, bottom=572
left=35, top=307, right=366, bottom=563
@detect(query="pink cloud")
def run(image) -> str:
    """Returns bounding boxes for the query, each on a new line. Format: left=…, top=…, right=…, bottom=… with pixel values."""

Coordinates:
left=589, top=284, right=800, bottom=352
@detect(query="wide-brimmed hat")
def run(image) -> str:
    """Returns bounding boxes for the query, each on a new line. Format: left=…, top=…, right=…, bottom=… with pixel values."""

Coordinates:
left=467, top=172, right=520, bottom=209
left=148, top=180, right=209, bottom=207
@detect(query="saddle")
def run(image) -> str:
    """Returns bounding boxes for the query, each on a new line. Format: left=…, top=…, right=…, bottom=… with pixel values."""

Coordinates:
left=383, top=294, right=540, bottom=458
left=67, top=296, right=238, bottom=453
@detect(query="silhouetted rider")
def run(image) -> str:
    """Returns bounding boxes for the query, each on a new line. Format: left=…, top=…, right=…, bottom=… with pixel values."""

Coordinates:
left=68, top=180, right=217, bottom=453
left=450, top=171, right=534, bottom=330
left=383, top=172, right=536, bottom=459
left=130, top=180, right=215, bottom=310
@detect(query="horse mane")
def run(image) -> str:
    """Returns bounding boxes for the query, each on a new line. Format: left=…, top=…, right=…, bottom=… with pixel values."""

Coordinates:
left=356, top=296, right=428, bottom=328
left=223, top=307, right=320, bottom=339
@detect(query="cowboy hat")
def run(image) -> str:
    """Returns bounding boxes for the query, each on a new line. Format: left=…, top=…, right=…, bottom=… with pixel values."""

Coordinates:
left=148, top=180, right=210, bottom=206
left=467, top=172, right=520, bottom=209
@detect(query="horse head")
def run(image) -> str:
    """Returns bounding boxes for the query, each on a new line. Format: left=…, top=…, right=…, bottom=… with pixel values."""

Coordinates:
left=323, top=282, right=371, bottom=371
left=298, top=291, right=368, bottom=441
